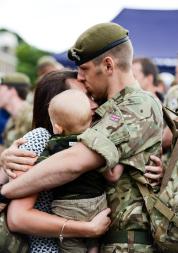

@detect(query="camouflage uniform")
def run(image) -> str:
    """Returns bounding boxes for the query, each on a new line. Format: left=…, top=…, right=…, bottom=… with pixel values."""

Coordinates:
left=78, top=84, right=163, bottom=253
left=3, top=102, right=32, bottom=148
left=164, top=85, right=178, bottom=118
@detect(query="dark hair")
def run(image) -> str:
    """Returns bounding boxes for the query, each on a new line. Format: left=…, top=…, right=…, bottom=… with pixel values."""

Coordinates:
left=3, top=83, right=29, bottom=100
left=32, top=69, right=77, bottom=134
left=133, top=58, right=159, bottom=86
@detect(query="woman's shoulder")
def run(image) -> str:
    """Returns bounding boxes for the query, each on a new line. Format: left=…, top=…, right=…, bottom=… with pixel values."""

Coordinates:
left=19, top=128, right=51, bottom=156
left=23, top=127, right=51, bottom=139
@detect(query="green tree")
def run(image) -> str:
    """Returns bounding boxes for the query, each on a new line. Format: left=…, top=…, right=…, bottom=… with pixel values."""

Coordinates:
left=16, top=42, right=50, bottom=87
left=0, top=28, right=51, bottom=88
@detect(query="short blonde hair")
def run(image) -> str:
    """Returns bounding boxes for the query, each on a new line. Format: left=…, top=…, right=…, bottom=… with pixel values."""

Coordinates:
left=48, top=89, right=92, bottom=134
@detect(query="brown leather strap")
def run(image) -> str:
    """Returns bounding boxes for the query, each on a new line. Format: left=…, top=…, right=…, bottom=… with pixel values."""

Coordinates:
left=161, top=106, right=178, bottom=191
left=162, top=106, right=178, bottom=144
left=160, top=138, right=178, bottom=192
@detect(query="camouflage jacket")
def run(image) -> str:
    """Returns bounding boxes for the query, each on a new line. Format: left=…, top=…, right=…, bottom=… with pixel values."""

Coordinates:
left=3, top=102, right=32, bottom=148
left=164, top=85, right=178, bottom=119
left=78, top=83, right=163, bottom=232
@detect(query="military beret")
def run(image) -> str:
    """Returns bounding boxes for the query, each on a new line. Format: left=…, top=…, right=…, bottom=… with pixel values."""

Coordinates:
left=68, top=22, right=129, bottom=65
left=37, top=55, right=60, bottom=68
left=1, top=72, right=31, bottom=87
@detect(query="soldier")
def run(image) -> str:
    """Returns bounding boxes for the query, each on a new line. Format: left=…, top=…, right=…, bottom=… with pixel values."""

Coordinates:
left=37, top=55, right=64, bottom=78
left=0, top=72, right=32, bottom=150
left=1, top=23, right=163, bottom=253
left=132, top=57, right=164, bottom=102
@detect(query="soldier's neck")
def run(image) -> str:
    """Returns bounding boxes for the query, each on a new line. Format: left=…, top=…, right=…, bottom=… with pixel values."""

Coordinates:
left=107, top=71, right=135, bottom=99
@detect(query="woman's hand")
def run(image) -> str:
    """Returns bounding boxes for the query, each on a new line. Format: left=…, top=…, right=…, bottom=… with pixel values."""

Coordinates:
left=88, top=208, right=111, bottom=237
left=145, top=155, right=163, bottom=187
left=1, top=138, right=37, bottom=179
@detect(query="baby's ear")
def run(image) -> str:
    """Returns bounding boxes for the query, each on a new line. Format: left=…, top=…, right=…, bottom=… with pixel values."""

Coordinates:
left=54, top=124, right=63, bottom=134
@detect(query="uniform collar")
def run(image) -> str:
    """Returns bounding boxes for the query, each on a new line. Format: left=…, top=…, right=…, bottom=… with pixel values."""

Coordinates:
left=95, top=82, right=140, bottom=117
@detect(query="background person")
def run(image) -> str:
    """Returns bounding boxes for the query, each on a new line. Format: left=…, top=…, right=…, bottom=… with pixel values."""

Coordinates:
left=37, top=55, right=64, bottom=78
left=132, top=57, right=164, bottom=102
left=0, top=109, right=10, bottom=154
left=0, top=72, right=32, bottom=153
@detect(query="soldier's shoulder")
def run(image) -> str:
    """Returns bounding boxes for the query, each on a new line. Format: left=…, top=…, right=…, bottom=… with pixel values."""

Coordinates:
left=165, top=85, right=178, bottom=103
left=164, top=86, right=178, bottom=111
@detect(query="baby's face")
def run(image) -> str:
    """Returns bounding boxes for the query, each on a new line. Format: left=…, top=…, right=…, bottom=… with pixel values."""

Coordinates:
left=68, top=78, right=98, bottom=117
left=48, top=108, right=59, bottom=134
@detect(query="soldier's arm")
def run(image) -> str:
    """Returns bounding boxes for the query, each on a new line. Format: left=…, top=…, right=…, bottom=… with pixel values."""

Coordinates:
left=1, top=142, right=105, bottom=198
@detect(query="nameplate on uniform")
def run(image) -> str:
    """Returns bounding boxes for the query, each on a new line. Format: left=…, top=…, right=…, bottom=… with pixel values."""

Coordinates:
left=69, top=141, right=77, bottom=147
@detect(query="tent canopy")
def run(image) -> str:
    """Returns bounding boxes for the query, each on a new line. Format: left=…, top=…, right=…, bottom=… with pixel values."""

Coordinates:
left=112, top=8, right=178, bottom=59
left=54, top=8, right=178, bottom=73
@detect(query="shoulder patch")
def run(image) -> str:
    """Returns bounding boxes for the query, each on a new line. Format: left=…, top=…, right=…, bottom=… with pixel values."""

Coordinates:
left=110, top=114, right=120, bottom=122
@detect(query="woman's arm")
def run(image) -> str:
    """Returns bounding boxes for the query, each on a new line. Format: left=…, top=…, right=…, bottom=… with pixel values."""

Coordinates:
left=7, top=195, right=111, bottom=238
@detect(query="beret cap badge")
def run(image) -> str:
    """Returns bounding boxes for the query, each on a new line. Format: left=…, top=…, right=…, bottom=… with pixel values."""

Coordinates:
left=70, top=48, right=81, bottom=62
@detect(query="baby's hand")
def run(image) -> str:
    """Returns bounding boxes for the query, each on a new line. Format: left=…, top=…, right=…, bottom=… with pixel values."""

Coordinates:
left=103, top=164, right=124, bottom=183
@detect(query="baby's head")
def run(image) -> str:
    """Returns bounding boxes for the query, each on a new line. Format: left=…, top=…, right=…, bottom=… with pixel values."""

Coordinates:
left=48, top=89, right=92, bottom=135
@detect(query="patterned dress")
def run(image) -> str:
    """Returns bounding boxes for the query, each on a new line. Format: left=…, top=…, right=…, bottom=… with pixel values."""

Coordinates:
left=19, top=127, right=59, bottom=253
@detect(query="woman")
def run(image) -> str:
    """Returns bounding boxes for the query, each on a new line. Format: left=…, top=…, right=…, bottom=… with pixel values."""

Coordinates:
left=1, top=70, right=111, bottom=253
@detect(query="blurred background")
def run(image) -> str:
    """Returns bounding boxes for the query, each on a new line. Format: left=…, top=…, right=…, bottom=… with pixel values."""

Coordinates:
left=0, top=0, right=178, bottom=85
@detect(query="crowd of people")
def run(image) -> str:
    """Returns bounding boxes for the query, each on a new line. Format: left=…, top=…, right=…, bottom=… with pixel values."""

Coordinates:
left=0, top=22, right=178, bottom=253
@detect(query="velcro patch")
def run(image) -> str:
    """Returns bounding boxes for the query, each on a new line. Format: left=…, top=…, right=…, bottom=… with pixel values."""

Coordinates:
left=110, top=114, right=120, bottom=122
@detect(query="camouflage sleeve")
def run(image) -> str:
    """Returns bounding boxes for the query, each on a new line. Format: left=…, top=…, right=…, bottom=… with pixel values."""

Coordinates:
left=78, top=100, right=130, bottom=172
left=78, top=128, right=119, bottom=171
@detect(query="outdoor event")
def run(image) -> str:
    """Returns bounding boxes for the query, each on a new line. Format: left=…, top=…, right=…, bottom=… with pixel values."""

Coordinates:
left=0, top=0, right=178, bottom=252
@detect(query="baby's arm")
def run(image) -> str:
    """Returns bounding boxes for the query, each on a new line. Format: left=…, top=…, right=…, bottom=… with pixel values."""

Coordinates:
left=103, top=164, right=124, bottom=183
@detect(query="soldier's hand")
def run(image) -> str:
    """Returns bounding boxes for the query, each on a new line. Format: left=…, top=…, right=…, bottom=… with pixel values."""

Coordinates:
left=145, top=155, right=163, bottom=186
left=1, top=138, right=37, bottom=179
left=89, top=208, right=111, bottom=237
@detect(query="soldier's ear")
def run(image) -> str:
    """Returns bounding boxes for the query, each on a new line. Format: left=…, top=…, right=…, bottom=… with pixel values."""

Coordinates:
left=53, top=124, right=63, bottom=134
left=103, top=56, right=114, bottom=74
